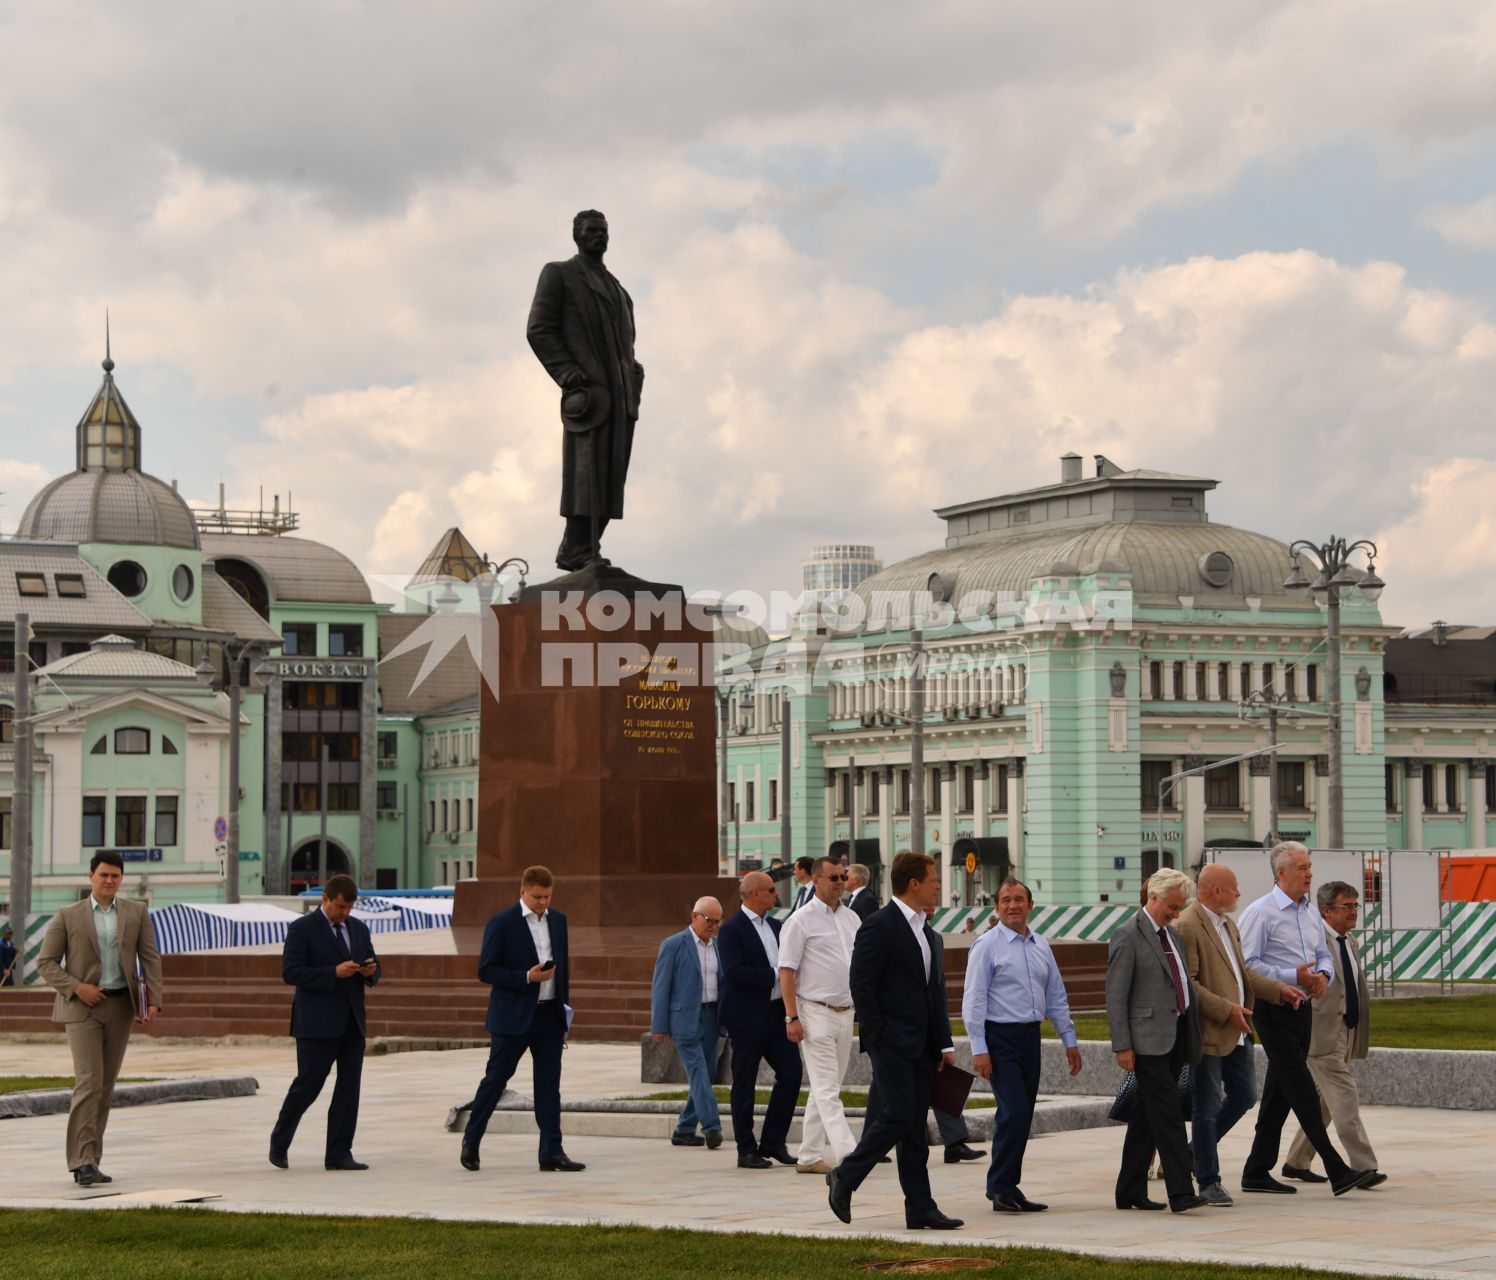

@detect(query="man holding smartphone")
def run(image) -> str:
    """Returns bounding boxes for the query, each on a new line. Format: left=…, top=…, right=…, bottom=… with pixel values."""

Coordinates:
left=269, top=874, right=381, bottom=1170
left=460, top=865, right=583, bottom=1173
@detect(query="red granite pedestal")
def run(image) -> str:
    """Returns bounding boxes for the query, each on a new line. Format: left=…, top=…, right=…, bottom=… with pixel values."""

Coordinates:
left=455, top=596, right=739, bottom=932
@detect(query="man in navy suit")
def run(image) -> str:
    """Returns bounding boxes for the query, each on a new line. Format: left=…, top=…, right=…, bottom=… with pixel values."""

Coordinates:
left=717, top=870, right=803, bottom=1169
left=269, top=874, right=381, bottom=1170
left=828, top=852, right=963, bottom=1230
left=650, top=896, right=725, bottom=1149
left=460, top=865, right=583, bottom=1173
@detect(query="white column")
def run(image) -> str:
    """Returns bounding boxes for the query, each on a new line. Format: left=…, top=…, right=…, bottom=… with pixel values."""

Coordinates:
left=848, top=768, right=860, bottom=845
left=1162, top=661, right=1176, bottom=701
left=1184, top=659, right=1198, bottom=700
left=823, top=771, right=835, bottom=851
left=1228, top=660, right=1243, bottom=702
left=1016, top=664, right=1026, bottom=703
left=1007, top=764, right=1024, bottom=865
left=941, top=766, right=955, bottom=870
left=1469, top=764, right=1486, bottom=848
left=1182, top=767, right=1206, bottom=868
left=972, top=764, right=987, bottom=838
left=878, top=768, right=893, bottom=896
left=1204, top=661, right=1219, bottom=702
left=1275, top=661, right=1288, bottom=699
left=1404, top=764, right=1423, bottom=849
left=1250, top=765, right=1272, bottom=841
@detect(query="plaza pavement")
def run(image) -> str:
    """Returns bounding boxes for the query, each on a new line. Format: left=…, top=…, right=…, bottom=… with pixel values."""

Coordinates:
left=3, top=1036, right=1493, bottom=1279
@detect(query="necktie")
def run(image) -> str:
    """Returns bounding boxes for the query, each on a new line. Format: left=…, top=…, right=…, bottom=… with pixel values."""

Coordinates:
left=1338, top=934, right=1359, bottom=1029
left=335, top=923, right=350, bottom=958
left=1157, top=927, right=1187, bottom=1016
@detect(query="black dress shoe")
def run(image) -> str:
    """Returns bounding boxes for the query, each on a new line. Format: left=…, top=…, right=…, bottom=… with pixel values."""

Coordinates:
left=325, top=1156, right=369, bottom=1171
left=943, top=1142, right=985, bottom=1163
left=757, top=1143, right=796, bottom=1165
left=990, top=1193, right=1026, bottom=1214
left=1331, top=1168, right=1377, bottom=1196
left=1357, top=1171, right=1389, bottom=1189
left=876, top=1154, right=892, bottom=1164
left=1282, top=1163, right=1329, bottom=1184
left=539, top=1153, right=586, bottom=1172
left=1170, top=1193, right=1209, bottom=1213
left=671, top=1133, right=706, bottom=1147
left=827, top=1170, right=852, bottom=1224
left=1115, top=1196, right=1166, bottom=1210
left=1014, top=1193, right=1048, bottom=1212
left=704, top=1130, right=723, bottom=1150
left=459, top=1144, right=480, bottom=1172
left=73, top=1164, right=112, bottom=1187
left=269, top=1148, right=288, bottom=1170
left=906, top=1208, right=964, bottom=1230
left=1241, top=1174, right=1296, bottom=1194
left=737, top=1153, right=773, bottom=1169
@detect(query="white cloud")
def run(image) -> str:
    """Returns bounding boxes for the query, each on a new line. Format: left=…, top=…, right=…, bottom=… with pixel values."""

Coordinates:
left=1375, top=459, right=1496, bottom=624
left=1420, top=194, right=1496, bottom=250
left=0, top=459, right=52, bottom=535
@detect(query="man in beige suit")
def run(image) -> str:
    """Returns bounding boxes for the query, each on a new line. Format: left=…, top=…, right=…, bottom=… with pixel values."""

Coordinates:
left=1283, top=881, right=1384, bottom=1187
left=37, top=851, right=162, bottom=1185
left=1176, top=863, right=1304, bottom=1206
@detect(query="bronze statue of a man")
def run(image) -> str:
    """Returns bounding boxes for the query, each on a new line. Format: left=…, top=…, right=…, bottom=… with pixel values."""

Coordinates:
left=527, top=210, right=644, bottom=572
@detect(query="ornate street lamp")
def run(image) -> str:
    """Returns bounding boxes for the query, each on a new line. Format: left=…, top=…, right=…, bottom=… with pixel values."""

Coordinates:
left=1283, top=537, right=1385, bottom=848
left=1241, top=687, right=1299, bottom=847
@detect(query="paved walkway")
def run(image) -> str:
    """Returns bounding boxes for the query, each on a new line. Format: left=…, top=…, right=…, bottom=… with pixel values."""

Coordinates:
left=3, top=1037, right=1492, bottom=1279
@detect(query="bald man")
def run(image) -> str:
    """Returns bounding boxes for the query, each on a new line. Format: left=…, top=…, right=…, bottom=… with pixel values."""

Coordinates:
left=650, top=897, right=727, bottom=1149
left=718, top=872, right=803, bottom=1168
left=1175, top=864, right=1302, bottom=1206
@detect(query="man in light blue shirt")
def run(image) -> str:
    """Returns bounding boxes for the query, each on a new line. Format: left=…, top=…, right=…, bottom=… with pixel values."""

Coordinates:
left=961, top=877, right=1082, bottom=1213
left=1236, top=843, right=1376, bottom=1197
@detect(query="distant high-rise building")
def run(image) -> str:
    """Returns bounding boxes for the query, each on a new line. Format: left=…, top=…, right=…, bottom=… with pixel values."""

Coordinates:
left=801, top=543, right=882, bottom=605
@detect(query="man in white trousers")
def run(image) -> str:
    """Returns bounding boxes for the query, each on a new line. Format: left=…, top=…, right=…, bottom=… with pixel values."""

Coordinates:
left=778, top=855, right=861, bottom=1175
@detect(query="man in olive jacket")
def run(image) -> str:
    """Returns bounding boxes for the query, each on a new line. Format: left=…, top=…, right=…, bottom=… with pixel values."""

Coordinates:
left=37, top=851, right=162, bottom=1185
left=1176, top=863, right=1303, bottom=1205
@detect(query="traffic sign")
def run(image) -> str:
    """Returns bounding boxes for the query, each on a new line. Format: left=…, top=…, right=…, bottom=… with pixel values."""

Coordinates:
left=214, top=817, right=228, bottom=842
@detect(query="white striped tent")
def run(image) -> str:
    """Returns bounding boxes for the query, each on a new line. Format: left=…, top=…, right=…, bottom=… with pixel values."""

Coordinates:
left=348, top=900, right=403, bottom=933
left=150, top=902, right=302, bottom=954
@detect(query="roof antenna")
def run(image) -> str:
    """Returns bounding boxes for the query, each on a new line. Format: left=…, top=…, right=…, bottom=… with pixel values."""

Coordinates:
left=103, top=310, right=114, bottom=374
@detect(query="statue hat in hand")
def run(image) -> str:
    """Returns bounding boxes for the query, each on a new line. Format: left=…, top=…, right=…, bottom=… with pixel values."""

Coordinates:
left=560, top=382, right=611, bottom=433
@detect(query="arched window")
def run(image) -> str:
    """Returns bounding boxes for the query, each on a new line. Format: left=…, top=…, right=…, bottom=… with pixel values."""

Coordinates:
left=161, top=736, right=179, bottom=755
left=114, top=727, right=151, bottom=754
left=90, top=736, right=108, bottom=755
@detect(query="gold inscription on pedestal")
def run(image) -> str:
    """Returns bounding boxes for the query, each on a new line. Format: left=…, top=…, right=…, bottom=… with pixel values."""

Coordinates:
left=622, top=669, right=699, bottom=756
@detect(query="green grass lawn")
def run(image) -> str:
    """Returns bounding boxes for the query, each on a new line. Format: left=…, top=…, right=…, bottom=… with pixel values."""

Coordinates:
left=0, top=1210, right=1372, bottom=1280
left=0, top=1076, right=150, bottom=1095
left=1034, top=993, right=1496, bottom=1051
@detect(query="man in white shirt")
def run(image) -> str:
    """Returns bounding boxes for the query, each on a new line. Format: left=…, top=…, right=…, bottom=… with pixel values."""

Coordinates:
left=779, top=857, right=861, bottom=1174
left=650, top=897, right=726, bottom=1149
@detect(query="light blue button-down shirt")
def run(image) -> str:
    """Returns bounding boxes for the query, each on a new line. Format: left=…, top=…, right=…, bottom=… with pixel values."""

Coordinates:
left=91, top=896, right=123, bottom=989
left=962, top=922, right=1078, bottom=1053
left=1238, top=884, right=1335, bottom=989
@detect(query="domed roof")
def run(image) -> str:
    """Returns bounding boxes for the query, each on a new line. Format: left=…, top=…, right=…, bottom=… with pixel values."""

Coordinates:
left=201, top=533, right=372, bottom=605
left=17, top=468, right=201, bottom=550
left=855, top=521, right=1307, bottom=610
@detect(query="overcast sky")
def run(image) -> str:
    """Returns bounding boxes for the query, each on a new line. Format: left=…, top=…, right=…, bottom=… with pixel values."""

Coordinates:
left=5, top=2, right=1496, bottom=626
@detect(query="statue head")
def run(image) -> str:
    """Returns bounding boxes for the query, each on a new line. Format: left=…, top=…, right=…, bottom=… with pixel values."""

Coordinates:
left=572, top=209, right=609, bottom=258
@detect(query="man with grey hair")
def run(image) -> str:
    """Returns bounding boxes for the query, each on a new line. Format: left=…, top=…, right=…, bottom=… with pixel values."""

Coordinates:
left=1238, top=844, right=1377, bottom=1196
left=1107, top=868, right=1207, bottom=1212
left=650, top=896, right=726, bottom=1149
left=1283, top=881, right=1384, bottom=1187
left=846, top=864, right=879, bottom=921
left=717, top=871, right=803, bottom=1168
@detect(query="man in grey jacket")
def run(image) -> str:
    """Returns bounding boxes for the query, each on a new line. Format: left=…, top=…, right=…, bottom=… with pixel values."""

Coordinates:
left=1106, top=868, right=1206, bottom=1213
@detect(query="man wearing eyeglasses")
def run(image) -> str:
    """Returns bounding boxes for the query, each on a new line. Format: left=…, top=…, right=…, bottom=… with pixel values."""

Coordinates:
left=779, top=856, right=861, bottom=1175
left=1282, top=882, right=1385, bottom=1188
left=650, top=897, right=726, bottom=1150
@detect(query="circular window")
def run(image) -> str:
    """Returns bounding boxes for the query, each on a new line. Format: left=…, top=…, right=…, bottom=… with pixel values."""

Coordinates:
left=107, top=560, right=148, bottom=598
left=172, top=564, right=195, bottom=602
left=1198, top=551, right=1234, bottom=588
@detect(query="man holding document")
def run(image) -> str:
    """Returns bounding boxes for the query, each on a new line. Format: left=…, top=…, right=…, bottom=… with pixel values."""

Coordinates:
left=460, top=865, right=583, bottom=1174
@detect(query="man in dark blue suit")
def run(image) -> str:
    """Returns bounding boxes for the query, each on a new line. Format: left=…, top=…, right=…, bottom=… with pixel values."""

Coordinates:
left=828, top=852, right=963, bottom=1230
left=460, top=865, right=583, bottom=1173
left=717, top=870, right=802, bottom=1169
left=269, top=874, right=381, bottom=1170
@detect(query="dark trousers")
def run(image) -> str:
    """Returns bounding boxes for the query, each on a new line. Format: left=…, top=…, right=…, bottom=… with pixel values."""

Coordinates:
left=1191, top=1041, right=1257, bottom=1187
left=985, top=1021, right=1042, bottom=1198
left=727, top=1005, right=802, bottom=1155
left=464, top=1001, right=566, bottom=1161
left=1243, top=1000, right=1351, bottom=1181
left=1116, top=1017, right=1194, bottom=1204
left=838, top=1049, right=937, bottom=1214
left=271, top=1021, right=365, bottom=1161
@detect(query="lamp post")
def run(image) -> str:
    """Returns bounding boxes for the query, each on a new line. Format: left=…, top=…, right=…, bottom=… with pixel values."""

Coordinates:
left=1283, top=538, right=1385, bottom=849
left=201, top=639, right=267, bottom=904
left=9, top=613, right=33, bottom=983
left=1241, top=688, right=1298, bottom=847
